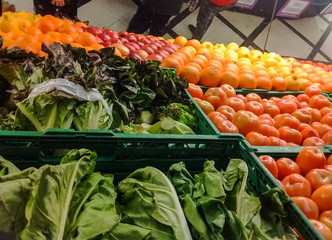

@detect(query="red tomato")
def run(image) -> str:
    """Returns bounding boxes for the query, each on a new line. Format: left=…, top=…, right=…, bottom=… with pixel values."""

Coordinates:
left=246, top=93, right=262, bottom=102
left=274, top=114, right=301, bottom=130
left=235, top=94, right=247, bottom=103
left=216, top=105, right=235, bottom=121
left=288, top=142, right=299, bottom=146
left=305, top=169, right=332, bottom=191
left=246, top=132, right=271, bottom=146
left=277, top=179, right=287, bottom=191
left=227, top=97, right=245, bottom=112
left=204, top=87, right=228, bottom=109
left=303, top=137, right=326, bottom=146
left=325, top=165, right=332, bottom=172
left=321, top=113, right=332, bottom=127
left=232, top=110, right=261, bottom=136
left=299, top=123, right=311, bottom=131
left=312, top=184, right=332, bottom=213
left=208, top=111, right=227, bottom=122
left=293, top=228, right=305, bottom=240
left=282, top=94, right=297, bottom=101
left=309, top=95, right=331, bottom=110
left=259, top=124, right=280, bottom=138
left=321, top=107, right=332, bottom=117
left=301, top=126, right=320, bottom=141
left=309, top=220, right=332, bottom=240
left=310, top=108, right=322, bottom=122
left=296, top=146, right=326, bottom=176
left=219, top=84, right=236, bottom=98
left=305, top=85, right=322, bottom=97
left=279, top=126, right=302, bottom=145
left=282, top=173, right=312, bottom=198
left=298, top=101, right=310, bottom=109
left=297, top=93, right=310, bottom=103
left=323, top=131, right=332, bottom=144
left=328, top=155, right=332, bottom=165
left=187, top=83, right=203, bottom=99
left=258, top=155, right=278, bottom=178
left=269, top=136, right=288, bottom=146
left=291, top=196, right=319, bottom=219
left=292, top=109, right=313, bottom=124
left=259, top=113, right=274, bottom=121
left=277, top=99, right=298, bottom=114
left=276, top=157, right=300, bottom=180
left=269, top=96, right=281, bottom=103
left=311, top=122, right=332, bottom=138
left=319, top=210, right=332, bottom=231
left=262, top=101, right=280, bottom=117
left=209, top=114, right=239, bottom=133
left=245, top=101, right=264, bottom=116
left=195, top=99, right=215, bottom=115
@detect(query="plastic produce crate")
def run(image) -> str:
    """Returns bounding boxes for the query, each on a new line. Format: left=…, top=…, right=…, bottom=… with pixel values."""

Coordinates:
left=0, top=133, right=325, bottom=240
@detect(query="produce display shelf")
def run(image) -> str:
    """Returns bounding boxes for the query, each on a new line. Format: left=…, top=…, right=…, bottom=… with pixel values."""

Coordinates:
left=0, top=132, right=325, bottom=239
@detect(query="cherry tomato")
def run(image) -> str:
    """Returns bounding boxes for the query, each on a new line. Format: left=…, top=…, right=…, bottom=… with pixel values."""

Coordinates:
left=235, top=94, right=247, bottom=103
left=282, top=173, right=312, bottom=198
left=219, top=84, right=236, bottom=98
left=277, top=99, right=298, bottom=114
left=303, top=137, right=326, bottom=146
left=305, top=85, right=322, bottom=97
left=279, top=126, right=302, bottom=145
left=232, top=110, right=261, bottom=136
left=311, top=122, right=332, bottom=138
left=187, top=83, right=203, bottom=99
left=274, top=114, right=301, bottom=130
left=321, top=113, right=332, bottom=127
left=305, top=169, right=332, bottom=191
left=258, top=124, right=280, bottom=138
left=227, top=97, right=245, bottom=112
left=310, top=220, right=332, bottom=240
left=245, top=101, right=264, bottom=116
left=309, top=95, right=331, bottom=110
left=276, top=157, right=300, bottom=180
left=291, top=196, right=319, bottom=219
left=258, top=155, right=278, bottom=178
left=195, top=99, right=215, bottom=115
left=297, top=93, right=310, bottom=103
left=246, top=93, right=262, bottom=102
left=262, top=101, right=280, bottom=117
left=246, top=132, right=271, bottom=146
left=269, top=136, right=288, bottom=146
left=319, top=210, right=332, bottom=231
left=323, top=131, right=332, bottom=144
left=312, top=184, right=332, bottom=213
left=296, top=147, right=326, bottom=176
left=216, top=105, right=235, bottom=121
left=204, top=87, right=228, bottom=109
left=292, top=109, right=312, bottom=124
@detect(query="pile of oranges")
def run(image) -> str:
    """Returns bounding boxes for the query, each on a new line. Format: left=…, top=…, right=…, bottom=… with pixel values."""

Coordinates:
left=0, top=12, right=103, bottom=56
left=162, top=36, right=332, bottom=94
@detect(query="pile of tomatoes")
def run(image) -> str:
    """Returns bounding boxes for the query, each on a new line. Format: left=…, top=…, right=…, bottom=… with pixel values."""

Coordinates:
left=188, top=83, right=332, bottom=146
left=259, top=147, right=332, bottom=239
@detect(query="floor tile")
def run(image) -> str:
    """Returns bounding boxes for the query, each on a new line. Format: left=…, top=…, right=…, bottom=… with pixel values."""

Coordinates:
left=254, top=19, right=313, bottom=59
left=285, top=15, right=328, bottom=44
left=202, top=21, right=244, bottom=45
left=220, top=10, right=264, bottom=37
left=320, top=30, right=332, bottom=60
left=172, top=8, right=200, bottom=40
left=314, top=53, right=329, bottom=63
left=107, top=20, right=127, bottom=33
left=322, top=13, right=332, bottom=22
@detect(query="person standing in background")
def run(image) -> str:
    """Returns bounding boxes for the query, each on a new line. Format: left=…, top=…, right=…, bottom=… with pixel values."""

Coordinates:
left=188, top=0, right=238, bottom=41
left=127, top=0, right=185, bottom=36
left=33, top=0, right=79, bottom=20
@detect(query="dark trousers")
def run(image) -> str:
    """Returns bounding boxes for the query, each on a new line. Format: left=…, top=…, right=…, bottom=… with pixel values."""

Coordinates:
left=34, top=0, right=79, bottom=20
left=193, top=0, right=236, bottom=40
left=127, top=6, right=172, bottom=36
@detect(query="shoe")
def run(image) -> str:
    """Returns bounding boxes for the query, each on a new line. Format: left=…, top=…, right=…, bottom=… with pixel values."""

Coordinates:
left=188, top=24, right=196, bottom=34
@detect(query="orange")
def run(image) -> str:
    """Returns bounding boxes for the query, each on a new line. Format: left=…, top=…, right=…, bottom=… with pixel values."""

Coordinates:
left=323, top=81, right=332, bottom=93
left=227, top=42, right=239, bottom=51
left=187, top=62, right=203, bottom=72
left=182, top=46, right=197, bottom=55
left=91, top=43, right=104, bottom=51
left=113, top=48, right=122, bottom=57
left=57, top=23, right=77, bottom=34
left=200, top=41, right=213, bottom=49
left=174, top=36, right=188, bottom=47
left=254, top=69, right=270, bottom=79
left=184, top=39, right=201, bottom=50
left=160, top=57, right=183, bottom=75
left=35, top=17, right=57, bottom=34
left=25, top=41, right=42, bottom=54
left=58, top=33, right=74, bottom=44
left=179, top=49, right=194, bottom=61
left=210, top=53, right=225, bottom=64
left=76, top=32, right=98, bottom=46
left=219, top=70, right=239, bottom=89
left=238, top=72, right=257, bottom=89
left=196, top=48, right=211, bottom=59
left=24, top=26, right=42, bottom=36
left=256, top=76, right=272, bottom=91
left=285, top=76, right=300, bottom=91
left=5, top=30, right=25, bottom=40
left=191, top=55, right=208, bottom=69
left=271, top=77, right=287, bottom=91
left=224, top=63, right=240, bottom=74
left=84, top=46, right=94, bottom=52
left=70, top=42, right=84, bottom=48
left=75, top=22, right=88, bottom=28
left=167, top=39, right=175, bottom=44
left=172, top=51, right=190, bottom=64
left=62, top=19, right=74, bottom=25
left=207, top=59, right=223, bottom=70
left=180, top=65, right=201, bottom=84
left=298, top=78, right=311, bottom=91
left=199, top=66, right=221, bottom=87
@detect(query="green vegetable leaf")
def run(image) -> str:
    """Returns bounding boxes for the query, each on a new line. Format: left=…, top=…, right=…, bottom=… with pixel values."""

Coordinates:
left=101, top=223, right=151, bottom=240
left=148, top=117, right=195, bottom=134
left=0, top=155, right=20, bottom=177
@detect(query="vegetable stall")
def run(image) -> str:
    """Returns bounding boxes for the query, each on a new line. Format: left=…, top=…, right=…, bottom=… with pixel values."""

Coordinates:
left=0, top=11, right=332, bottom=240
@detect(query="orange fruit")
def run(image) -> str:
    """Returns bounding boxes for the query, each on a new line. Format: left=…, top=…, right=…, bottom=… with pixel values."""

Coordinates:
left=160, top=57, right=183, bottom=75
left=75, top=22, right=88, bottom=28
left=91, top=43, right=104, bottom=51
left=57, top=23, right=77, bottom=34
left=113, top=48, right=122, bottom=57
left=168, top=39, right=175, bottom=44
left=25, top=41, right=42, bottom=54
left=180, top=65, right=201, bottom=84
left=227, top=42, right=239, bottom=51
left=174, top=36, right=188, bottom=47
left=179, top=49, right=194, bottom=61
left=187, top=62, right=203, bottom=72
left=207, top=59, right=223, bottom=70
left=199, top=66, right=221, bottom=87
left=238, top=72, right=257, bottom=89
left=210, top=53, right=225, bottom=64
left=224, top=63, right=240, bottom=74
left=285, top=76, right=300, bottom=91
left=256, top=76, right=272, bottom=91
left=254, top=69, right=270, bottom=79
left=84, top=46, right=94, bottom=52
left=5, top=30, right=25, bottom=40
left=271, top=76, right=287, bottom=91
left=24, top=26, right=42, bottom=36
left=191, top=55, right=208, bottom=69
left=196, top=48, right=211, bottom=59
left=323, top=81, right=332, bottom=93
left=184, top=39, right=201, bottom=50
left=35, top=17, right=57, bottom=34
left=70, top=42, right=84, bottom=48
left=200, top=41, right=213, bottom=49
left=58, top=33, right=74, bottom=44
left=62, top=19, right=74, bottom=25
left=298, top=78, right=311, bottom=91
left=172, top=51, right=190, bottom=64
left=76, top=32, right=98, bottom=46
left=182, top=46, right=197, bottom=55
left=219, top=70, right=239, bottom=89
